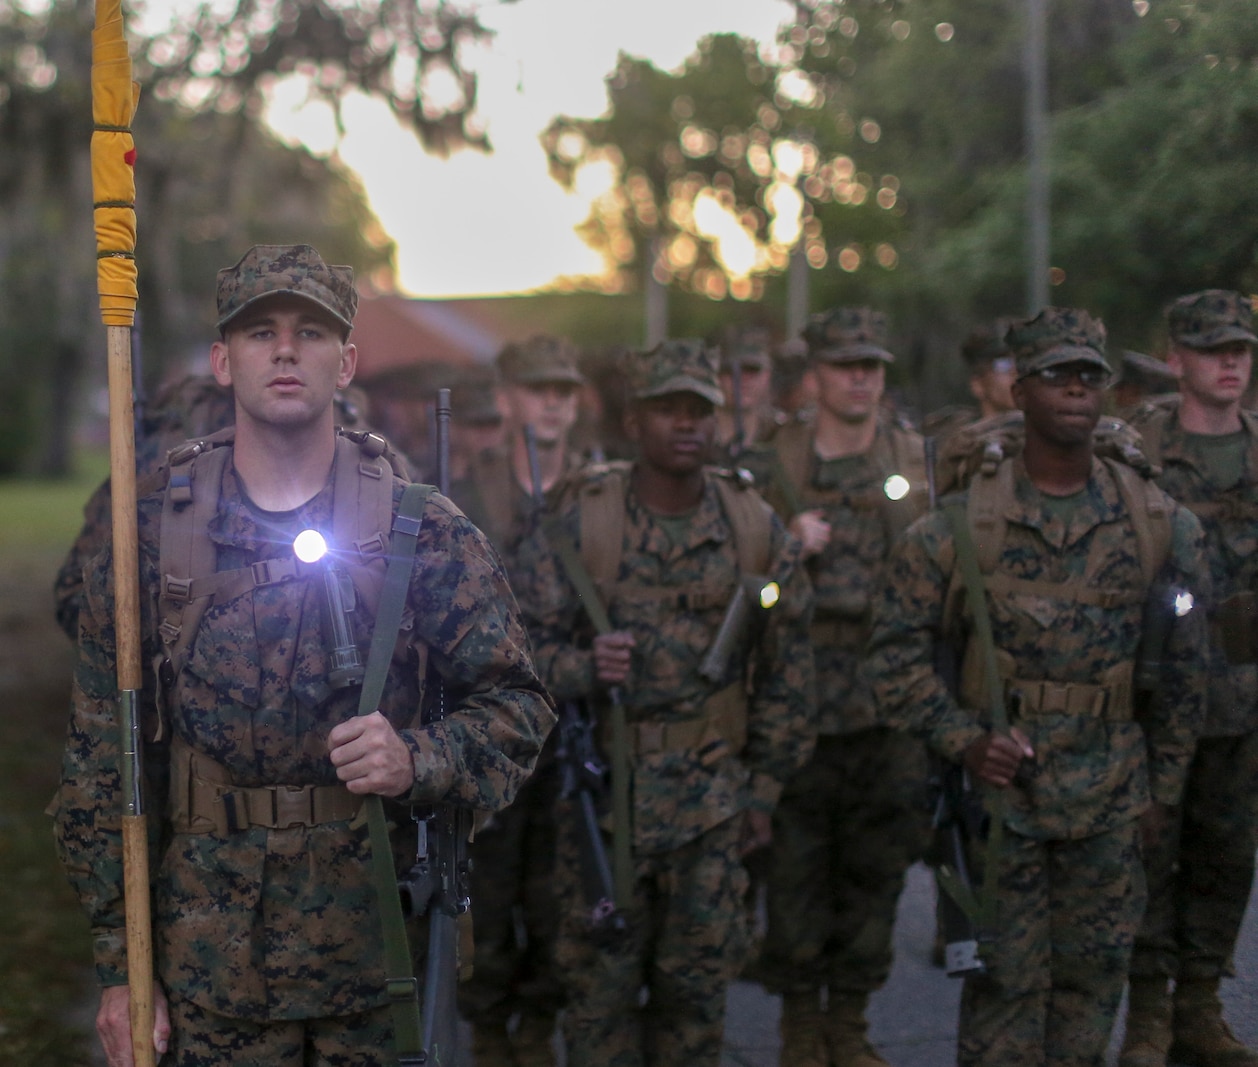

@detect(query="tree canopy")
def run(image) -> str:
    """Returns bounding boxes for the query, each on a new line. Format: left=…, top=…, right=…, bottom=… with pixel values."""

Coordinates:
left=0, top=0, right=494, bottom=475
left=546, top=0, right=1258, bottom=383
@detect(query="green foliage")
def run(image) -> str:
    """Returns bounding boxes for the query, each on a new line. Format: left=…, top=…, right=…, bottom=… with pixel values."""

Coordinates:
left=0, top=0, right=492, bottom=475
left=0, top=461, right=108, bottom=1063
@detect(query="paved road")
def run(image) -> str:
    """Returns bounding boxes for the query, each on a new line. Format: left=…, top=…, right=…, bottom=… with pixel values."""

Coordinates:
left=721, top=860, right=1258, bottom=1067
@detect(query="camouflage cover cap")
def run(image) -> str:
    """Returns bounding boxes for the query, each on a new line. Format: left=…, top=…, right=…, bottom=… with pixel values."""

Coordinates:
left=802, top=306, right=894, bottom=364
left=960, top=318, right=1015, bottom=369
left=625, top=338, right=724, bottom=406
left=1166, top=289, right=1258, bottom=349
left=497, top=335, right=585, bottom=386
left=1120, top=349, right=1178, bottom=390
left=450, top=364, right=503, bottom=425
left=1006, top=307, right=1111, bottom=379
left=715, top=324, right=773, bottom=371
left=216, top=244, right=357, bottom=334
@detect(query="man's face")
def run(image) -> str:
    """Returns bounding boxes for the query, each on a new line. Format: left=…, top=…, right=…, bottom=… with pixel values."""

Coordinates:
left=813, top=358, right=885, bottom=424
left=504, top=380, right=579, bottom=445
left=210, top=294, right=356, bottom=432
left=970, top=356, right=1017, bottom=415
left=625, top=391, right=717, bottom=476
left=1012, top=360, right=1107, bottom=448
left=1168, top=340, right=1252, bottom=410
left=718, top=360, right=772, bottom=412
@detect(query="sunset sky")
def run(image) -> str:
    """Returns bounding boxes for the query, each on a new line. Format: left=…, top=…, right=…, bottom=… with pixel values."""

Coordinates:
left=254, top=0, right=795, bottom=297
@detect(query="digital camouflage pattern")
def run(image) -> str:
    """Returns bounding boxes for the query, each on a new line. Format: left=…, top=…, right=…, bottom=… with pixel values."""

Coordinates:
left=1129, top=398, right=1258, bottom=737
left=166, top=995, right=395, bottom=1065
left=1127, top=395, right=1258, bottom=988
left=447, top=444, right=581, bottom=1055
left=512, top=464, right=815, bottom=1066
left=956, top=823, right=1145, bottom=1066
left=759, top=731, right=929, bottom=998
left=53, top=454, right=554, bottom=1019
left=865, top=456, right=1209, bottom=1065
left=497, top=334, right=585, bottom=386
left=754, top=413, right=931, bottom=1005
left=215, top=243, right=358, bottom=334
left=759, top=416, right=928, bottom=735
left=623, top=339, right=724, bottom=408
left=802, top=306, right=894, bottom=364
left=515, top=465, right=816, bottom=850
left=1165, top=288, right=1257, bottom=349
left=1006, top=306, right=1111, bottom=380
left=552, top=814, right=751, bottom=1067
left=867, top=456, right=1207, bottom=839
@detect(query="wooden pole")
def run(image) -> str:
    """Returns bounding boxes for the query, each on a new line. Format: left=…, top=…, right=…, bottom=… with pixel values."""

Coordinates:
left=108, top=321, right=155, bottom=1067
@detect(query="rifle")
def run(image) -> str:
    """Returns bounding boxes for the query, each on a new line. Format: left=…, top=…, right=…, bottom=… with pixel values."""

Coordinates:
left=924, top=435, right=988, bottom=977
left=399, top=385, right=472, bottom=1065
left=730, top=358, right=746, bottom=459
left=524, top=424, right=627, bottom=937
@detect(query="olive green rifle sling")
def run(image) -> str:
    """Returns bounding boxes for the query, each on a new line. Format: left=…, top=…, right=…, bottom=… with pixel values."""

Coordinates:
left=544, top=527, right=634, bottom=911
left=943, top=502, right=1009, bottom=939
left=359, top=481, right=435, bottom=1067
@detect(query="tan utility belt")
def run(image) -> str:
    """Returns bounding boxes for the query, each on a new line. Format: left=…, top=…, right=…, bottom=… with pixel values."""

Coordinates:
left=605, top=683, right=747, bottom=764
left=170, top=737, right=362, bottom=835
left=1005, top=668, right=1132, bottom=722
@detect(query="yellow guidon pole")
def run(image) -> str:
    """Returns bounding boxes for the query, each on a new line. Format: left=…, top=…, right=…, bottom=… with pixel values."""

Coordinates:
left=91, top=2, right=153, bottom=1064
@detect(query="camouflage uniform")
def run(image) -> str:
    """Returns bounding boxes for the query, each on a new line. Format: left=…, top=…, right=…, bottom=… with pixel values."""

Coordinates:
left=450, top=336, right=588, bottom=1065
left=512, top=340, right=816, bottom=1067
left=867, top=308, right=1209, bottom=1067
left=1123, top=290, right=1258, bottom=1066
left=753, top=308, right=931, bottom=1063
left=52, top=244, right=555, bottom=1064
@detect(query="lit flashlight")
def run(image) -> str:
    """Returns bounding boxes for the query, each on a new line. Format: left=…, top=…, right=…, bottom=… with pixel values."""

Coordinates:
left=883, top=474, right=911, bottom=501
left=295, top=529, right=364, bottom=690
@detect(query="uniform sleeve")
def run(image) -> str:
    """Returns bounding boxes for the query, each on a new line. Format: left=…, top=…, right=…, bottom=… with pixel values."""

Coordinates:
left=509, top=494, right=600, bottom=702
left=1141, top=505, right=1210, bottom=806
left=866, top=509, right=988, bottom=760
left=743, top=522, right=817, bottom=812
left=401, top=495, right=556, bottom=812
left=52, top=535, right=168, bottom=988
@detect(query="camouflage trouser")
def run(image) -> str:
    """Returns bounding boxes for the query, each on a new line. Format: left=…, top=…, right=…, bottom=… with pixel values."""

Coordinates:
left=554, top=813, right=751, bottom=1067
left=162, top=993, right=393, bottom=1066
left=1129, top=730, right=1258, bottom=982
left=958, top=822, right=1144, bottom=1067
left=457, top=742, right=564, bottom=1024
left=760, top=728, right=931, bottom=996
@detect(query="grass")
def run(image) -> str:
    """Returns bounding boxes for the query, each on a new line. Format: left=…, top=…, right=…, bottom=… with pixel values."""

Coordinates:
left=0, top=454, right=111, bottom=1065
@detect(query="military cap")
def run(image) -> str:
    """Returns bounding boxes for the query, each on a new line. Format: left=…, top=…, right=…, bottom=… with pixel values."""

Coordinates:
left=1119, top=349, right=1178, bottom=391
left=1006, top=307, right=1111, bottom=379
left=802, top=307, right=894, bottom=364
left=497, top=335, right=585, bottom=386
left=216, top=244, right=357, bottom=335
left=714, top=324, right=773, bottom=372
left=1166, top=289, right=1258, bottom=349
left=960, top=318, right=1015, bottom=370
left=624, top=338, right=724, bottom=407
left=450, top=364, right=503, bottom=425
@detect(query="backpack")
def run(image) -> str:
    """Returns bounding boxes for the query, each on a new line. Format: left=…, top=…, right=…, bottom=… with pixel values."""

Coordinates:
left=574, top=461, right=774, bottom=593
left=155, top=427, right=403, bottom=700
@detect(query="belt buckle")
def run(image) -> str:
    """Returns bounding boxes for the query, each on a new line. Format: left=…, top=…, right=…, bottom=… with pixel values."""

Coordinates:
left=273, top=785, right=313, bottom=829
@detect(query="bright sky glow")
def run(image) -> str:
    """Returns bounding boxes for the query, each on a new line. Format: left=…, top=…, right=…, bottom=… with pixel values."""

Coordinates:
left=136, top=0, right=795, bottom=298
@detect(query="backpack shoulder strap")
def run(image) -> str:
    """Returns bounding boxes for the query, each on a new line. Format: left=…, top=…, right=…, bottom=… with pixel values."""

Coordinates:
left=1103, top=457, right=1173, bottom=589
left=711, top=470, right=774, bottom=575
left=158, top=439, right=232, bottom=675
left=577, top=462, right=631, bottom=589
left=770, top=418, right=813, bottom=504
left=965, top=457, right=1015, bottom=575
